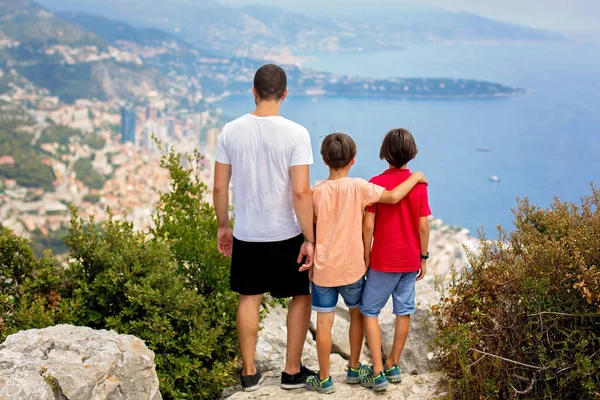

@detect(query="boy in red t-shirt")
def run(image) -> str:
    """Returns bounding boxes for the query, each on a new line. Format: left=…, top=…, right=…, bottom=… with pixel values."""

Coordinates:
left=359, top=128, right=431, bottom=391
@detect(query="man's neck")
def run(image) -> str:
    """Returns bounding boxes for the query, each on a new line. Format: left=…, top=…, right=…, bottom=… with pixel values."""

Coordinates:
left=328, top=168, right=350, bottom=180
left=252, top=100, right=281, bottom=117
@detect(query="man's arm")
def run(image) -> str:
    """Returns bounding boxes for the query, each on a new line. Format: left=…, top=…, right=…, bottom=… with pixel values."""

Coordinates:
left=417, top=216, right=430, bottom=281
left=378, top=172, right=428, bottom=204
left=213, top=161, right=233, bottom=257
left=363, top=211, right=375, bottom=267
left=290, top=165, right=315, bottom=271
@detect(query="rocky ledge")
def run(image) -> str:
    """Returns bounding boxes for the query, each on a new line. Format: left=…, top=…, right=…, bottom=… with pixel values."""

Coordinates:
left=0, top=325, right=161, bottom=400
left=227, top=371, right=446, bottom=400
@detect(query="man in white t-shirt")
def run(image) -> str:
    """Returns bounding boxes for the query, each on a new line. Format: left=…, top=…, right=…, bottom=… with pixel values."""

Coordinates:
left=213, top=64, right=317, bottom=392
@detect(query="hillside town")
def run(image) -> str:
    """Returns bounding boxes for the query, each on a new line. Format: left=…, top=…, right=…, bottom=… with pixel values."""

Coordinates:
left=0, top=71, right=222, bottom=254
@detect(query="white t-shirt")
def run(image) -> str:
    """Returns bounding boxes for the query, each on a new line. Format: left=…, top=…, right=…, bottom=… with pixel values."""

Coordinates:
left=215, top=114, right=314, bottom=242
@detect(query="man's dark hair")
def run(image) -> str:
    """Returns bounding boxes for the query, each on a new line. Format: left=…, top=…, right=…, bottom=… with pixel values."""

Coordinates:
left=321, top=132, right=357, bottom=170
left=380, top=128, right=418, bottom=168
left=253, top=64, right=287, bottom=101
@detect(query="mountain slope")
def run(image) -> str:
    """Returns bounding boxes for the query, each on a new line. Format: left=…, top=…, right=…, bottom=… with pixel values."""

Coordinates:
left=0, top=0, right=107, bottom=48
left=56, top=11, right=188, bottom=47
left=0, top=0, right=170, bottom=103
left=37, top=0, right=569, bottom=55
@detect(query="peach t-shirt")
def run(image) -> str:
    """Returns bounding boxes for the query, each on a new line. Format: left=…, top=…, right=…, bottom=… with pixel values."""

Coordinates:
left=312, top=177, right=385, bottom=287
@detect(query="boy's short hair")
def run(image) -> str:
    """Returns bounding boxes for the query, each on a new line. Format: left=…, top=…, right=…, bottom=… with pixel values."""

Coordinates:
left=380, top=128, right=418, bottom=168
left=321, top=132, right=357, bottom=170
left=253, top=64, right=287, bottom=100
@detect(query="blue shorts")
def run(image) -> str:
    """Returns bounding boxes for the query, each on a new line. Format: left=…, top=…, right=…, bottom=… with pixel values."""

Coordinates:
left=311, top=276, right=366, bottom=313
left=360, top=269, right=418, bottom=317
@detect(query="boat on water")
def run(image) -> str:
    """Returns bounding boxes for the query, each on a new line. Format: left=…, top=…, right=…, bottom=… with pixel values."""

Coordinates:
left=489, top=175, right=501, bottom=182
left=477, top=146, right=492, bottom=152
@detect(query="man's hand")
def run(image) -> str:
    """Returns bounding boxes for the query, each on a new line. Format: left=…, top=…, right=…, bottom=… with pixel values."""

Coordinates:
left=297, top=241, right=315, bottom=272
left=417, top=259, right=427, bottom=281
left=413, top=171, right=429, bottom=186
left=217, top=226, right=234, bottom=257
left=364, top=254, right=370, bottom=268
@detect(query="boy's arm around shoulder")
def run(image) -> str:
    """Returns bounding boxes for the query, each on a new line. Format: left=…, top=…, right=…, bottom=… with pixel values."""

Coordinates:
left=378, top=171, right=428, bottom=204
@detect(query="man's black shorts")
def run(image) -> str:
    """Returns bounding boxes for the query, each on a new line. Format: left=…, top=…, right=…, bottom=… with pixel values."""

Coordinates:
left=230, top=234, right=310, bottom=298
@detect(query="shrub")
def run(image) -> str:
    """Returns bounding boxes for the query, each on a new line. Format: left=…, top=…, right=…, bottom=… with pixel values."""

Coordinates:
left=83, top=193, right=101, bottom=203
left=0, top=147, right=239, bottom=399
left=73, top=158, right=105, bottom=189
left=150, top=148, right=239, bottom=396
left=40, top=125, right=81, bottom=146
left=64, top=212, right=235, bottom=399
left=0, top=126, right=56, bottom=190
left=0, top=227, right=74, bottom=340
left=433, top=186, right=600, bottom=399
left=82, top=133, right=106, bottom=150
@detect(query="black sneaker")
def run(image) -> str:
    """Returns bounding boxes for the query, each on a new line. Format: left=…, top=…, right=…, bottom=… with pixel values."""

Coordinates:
left=241, top=370, right=264, bottom=392
left=281, top=364, right=317, bottom=389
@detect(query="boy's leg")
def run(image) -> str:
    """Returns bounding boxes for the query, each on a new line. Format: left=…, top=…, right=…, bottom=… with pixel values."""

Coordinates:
left=364, top=316, right=384, bottom=374
left=338, top=276, right=367, bottom=370
left=316, top=311, right=335, bottom=380
left=385, top=315, right=410, bottom=369
left=311, top=282, right=340, bottom=381
left=359, top=270, right=400, bottom=376
left=237, top=294, right=264, bottom=376
left=386, top=271, right=418, bottom=369
left=348, top=307, right=364, bottom=369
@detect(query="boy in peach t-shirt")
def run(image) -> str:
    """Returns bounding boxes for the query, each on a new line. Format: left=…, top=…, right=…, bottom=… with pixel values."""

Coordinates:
left=303, top=133, right=427, bottom=394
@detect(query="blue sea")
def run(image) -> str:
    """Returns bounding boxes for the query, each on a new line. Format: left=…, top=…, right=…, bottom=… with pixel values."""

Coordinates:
left=217, top=43, right=600, bottom=236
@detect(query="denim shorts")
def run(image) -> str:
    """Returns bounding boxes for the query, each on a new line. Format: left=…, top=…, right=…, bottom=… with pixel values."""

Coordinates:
left=360, top=269, right=418, bottom=317
left=311, top=276, right=366, bottom=313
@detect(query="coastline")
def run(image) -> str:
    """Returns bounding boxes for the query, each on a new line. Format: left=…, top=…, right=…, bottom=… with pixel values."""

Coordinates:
left=221, top=89, right=526, bottom=102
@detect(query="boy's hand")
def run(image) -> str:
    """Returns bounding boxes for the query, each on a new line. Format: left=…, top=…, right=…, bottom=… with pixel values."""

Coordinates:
left=298, top=241, right=315, bottom=272
left=413, top=171, right=429, bottom=186
left=217, top=226, right=234, bottom=257
left=417, top=259, right=427, bottom=281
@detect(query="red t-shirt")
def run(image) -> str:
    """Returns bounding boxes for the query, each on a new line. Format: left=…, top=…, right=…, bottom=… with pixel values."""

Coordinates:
left=366, top=168, right=431, bottom=273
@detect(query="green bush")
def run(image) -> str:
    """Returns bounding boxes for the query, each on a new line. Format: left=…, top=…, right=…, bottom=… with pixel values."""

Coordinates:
left=40, top=125, right=81, bottom=146
left=83, top=193, right=101, bottom=203
left=82, top=133, right=106, bottom=150
left=0, top=227, right=74, bottom=338
left=29, top=227, right=70, bottom=258
left=0, top=148, right=239, bottom=399
left=150, top=148, right=239, bottom=396
left=0, top=127, right=56, bottom=190
left=433, top=187, right=600, bottom=399
left=64, top=212, right=236, bottom=399
left=73, top=158, right=105, bottom=189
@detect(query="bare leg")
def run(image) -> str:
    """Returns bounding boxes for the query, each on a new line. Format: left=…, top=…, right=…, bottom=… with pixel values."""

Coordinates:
left=237, top=294, right=264, bottom=376
left=364, top=316, right=384, bottom=375
left=348, top=307, right=364, bottom=369
left=316, top=311, right=335, bottom=380
left=284, top=294, right=311, bottom=375
left=385, top=315, right=410, bottom=369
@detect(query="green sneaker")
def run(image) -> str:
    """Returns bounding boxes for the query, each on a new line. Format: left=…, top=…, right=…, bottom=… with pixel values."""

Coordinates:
left=384, top=364, right=402, bottom=383
left=361, top=368, right=389, bottom=391
left=346, top=363, right=370, bottom=384
left=306, top=375, right=335, bottom=394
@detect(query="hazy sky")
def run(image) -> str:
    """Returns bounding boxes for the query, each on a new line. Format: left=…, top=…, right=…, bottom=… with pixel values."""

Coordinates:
left=221, top=0, right=600, bottom=41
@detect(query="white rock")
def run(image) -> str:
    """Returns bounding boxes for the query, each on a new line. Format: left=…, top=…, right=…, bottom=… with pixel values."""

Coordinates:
left=0, top=325, right=161, bottom=400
